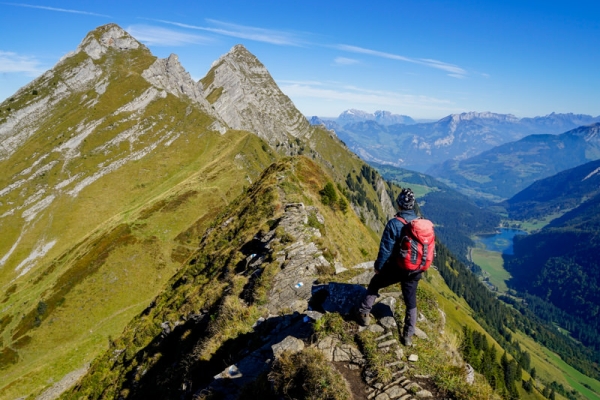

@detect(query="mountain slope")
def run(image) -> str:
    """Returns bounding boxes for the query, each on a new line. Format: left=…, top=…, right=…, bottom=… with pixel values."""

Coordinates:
left=504, top=173, right=600, bottom=352
left=200, top=45, right=310, bottom=147
left=428, top=123, right=600, bottom=200
left=505, top=159, right=600, bottom=221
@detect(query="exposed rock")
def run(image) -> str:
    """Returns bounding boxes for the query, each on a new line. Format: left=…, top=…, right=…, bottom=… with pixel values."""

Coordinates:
left=35, top=364, right=90, bottom=400
left=76, top=24, right=141, bottom=60
left=316, top=335, right=339, bottom=362
left=349, top=270, right=375, bottom=285
left=202, top=44, right=311, bottom=148
left=372, top=296, right=396, bottom=320
left=384, top=385, right=407, bottom=399
left=313, top=282, right=367, bottom=315
left=379, top=316, right=397, bottom=330
left=368, top=324, right=385, bottom=333
left=415, top=389, right=433, bottom=398
left=334, top=261, right=348, bottom=274
left=333, top=342, right=365, bottom=364
left=465, top=363, right=475, bottom=384
left=408, top=354, right=419, bottom=362
left=353, top=261, right=375, bottom=269
left=142, top=54, right=218, bottom=120
left=272, top=335, right=305, bottom=357
left=414, top=327, right=428, bottom=340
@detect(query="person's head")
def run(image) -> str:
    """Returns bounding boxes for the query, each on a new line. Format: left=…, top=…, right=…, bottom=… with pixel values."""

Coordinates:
left=396, top=188, right=415, bottom=210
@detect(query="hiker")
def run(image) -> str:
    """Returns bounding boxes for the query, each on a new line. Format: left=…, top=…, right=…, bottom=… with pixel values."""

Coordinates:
left=355, top=188, right=433, bottom=346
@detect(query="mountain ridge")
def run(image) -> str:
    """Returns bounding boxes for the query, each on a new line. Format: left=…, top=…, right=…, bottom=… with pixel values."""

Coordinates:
left=0, top=23, right=400, bottom=398
left=310, top=110, right=600, bottom=172
left=429, top=123, right=600, bottom=200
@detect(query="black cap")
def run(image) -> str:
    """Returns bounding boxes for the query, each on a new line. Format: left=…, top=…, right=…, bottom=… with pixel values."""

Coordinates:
left=396, top=188, right=415, bottom=210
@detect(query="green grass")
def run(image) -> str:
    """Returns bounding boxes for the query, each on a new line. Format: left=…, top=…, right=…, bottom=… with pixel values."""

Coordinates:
left=470, top=248, right=511, bottom=293
left=513, top=330, right=600, bottom=400
left=510, top=211, right=570, bottom=232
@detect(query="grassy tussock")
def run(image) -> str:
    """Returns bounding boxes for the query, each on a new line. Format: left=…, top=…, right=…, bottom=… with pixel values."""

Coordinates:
left=269, top=348, right=352, bottom=400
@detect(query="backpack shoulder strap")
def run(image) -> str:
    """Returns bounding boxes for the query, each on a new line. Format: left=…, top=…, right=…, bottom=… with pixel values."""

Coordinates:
left=395, top=216, right=408, bottom=225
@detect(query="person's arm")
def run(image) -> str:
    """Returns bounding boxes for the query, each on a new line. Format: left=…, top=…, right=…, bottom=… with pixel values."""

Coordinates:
left=373, top=219, right=398, bottom=272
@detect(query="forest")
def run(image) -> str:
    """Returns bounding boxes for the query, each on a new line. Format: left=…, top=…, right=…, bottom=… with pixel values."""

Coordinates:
left=435, top=242, right=600, bottom=394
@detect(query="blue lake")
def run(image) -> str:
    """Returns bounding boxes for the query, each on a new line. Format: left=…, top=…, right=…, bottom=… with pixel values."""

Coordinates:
left=476, top=228, right=527, bottom=255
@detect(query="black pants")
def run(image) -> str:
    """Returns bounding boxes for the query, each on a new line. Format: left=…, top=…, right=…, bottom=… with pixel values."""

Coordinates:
left=358, top=262, right=421, bottom=337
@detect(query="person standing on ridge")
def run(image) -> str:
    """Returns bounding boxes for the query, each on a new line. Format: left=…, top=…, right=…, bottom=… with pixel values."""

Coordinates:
left=355, top=188, right=432, bottom=346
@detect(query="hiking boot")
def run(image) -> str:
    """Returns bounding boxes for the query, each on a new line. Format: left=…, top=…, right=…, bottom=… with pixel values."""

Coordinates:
left=355, top=311, right=370, bottom=326
left=402, top=335, right=413, bottom=346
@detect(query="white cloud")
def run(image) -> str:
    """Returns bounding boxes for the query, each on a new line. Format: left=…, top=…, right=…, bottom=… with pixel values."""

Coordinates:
left=126, top=25, right=213, bottom=46
left=2, top=2, right=110, bottom=17
left=280, top=81, right=455, bottom=111
left=336, top=44, right=468, bottom=77
left=150, top=18, right=306, bottom=46
left=334, top=57, right=359, bottom=65
left=0, top=51, right=45, bottom=76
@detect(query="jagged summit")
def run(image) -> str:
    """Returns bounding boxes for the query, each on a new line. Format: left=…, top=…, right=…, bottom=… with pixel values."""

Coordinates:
left=72, top=23, right=146, bottom=61
left=201, top=44, right=311, bottom=146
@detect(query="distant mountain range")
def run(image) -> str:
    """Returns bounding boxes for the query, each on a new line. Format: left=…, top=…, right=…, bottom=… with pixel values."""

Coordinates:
left=310, top=110, right=600, bottom=173
left=429, top=123, right=600, bottom=200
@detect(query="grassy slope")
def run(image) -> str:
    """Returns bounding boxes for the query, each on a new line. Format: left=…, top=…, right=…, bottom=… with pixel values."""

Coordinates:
left=0, top=128, right=276, bottom=399
left=62, top=156, right=381, bottom=398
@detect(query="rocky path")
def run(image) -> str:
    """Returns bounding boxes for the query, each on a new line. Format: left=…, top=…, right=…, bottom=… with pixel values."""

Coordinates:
left=197, top=202, right=450, bottom=399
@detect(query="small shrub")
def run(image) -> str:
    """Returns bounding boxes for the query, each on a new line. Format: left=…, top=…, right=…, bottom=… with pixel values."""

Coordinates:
left=320, top=182, right=338, bottom=208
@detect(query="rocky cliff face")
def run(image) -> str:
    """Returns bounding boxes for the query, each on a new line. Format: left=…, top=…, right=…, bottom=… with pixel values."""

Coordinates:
left=201, top=44, right=311, bottom=148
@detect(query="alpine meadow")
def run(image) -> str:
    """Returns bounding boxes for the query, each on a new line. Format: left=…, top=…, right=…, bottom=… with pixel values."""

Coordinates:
left=1, top=23, right=600, bottom=400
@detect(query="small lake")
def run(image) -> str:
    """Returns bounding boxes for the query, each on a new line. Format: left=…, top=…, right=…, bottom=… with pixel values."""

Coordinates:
left=476, top=228, right=527, bottom=255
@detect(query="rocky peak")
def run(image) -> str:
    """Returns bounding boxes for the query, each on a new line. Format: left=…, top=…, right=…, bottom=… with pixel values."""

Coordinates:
left=201, top=44, right=311, bottom=147
left=141, top=53, right=221, bottom=123
left=74, top=23, right=144, bottom=60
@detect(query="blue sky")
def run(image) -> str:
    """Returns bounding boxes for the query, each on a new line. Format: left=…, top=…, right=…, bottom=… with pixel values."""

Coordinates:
left=0, top=0, right=598, bottom=119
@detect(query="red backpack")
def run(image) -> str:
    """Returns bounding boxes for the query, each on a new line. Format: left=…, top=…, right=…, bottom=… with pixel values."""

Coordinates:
left=396, top=217, right=435, bottom=272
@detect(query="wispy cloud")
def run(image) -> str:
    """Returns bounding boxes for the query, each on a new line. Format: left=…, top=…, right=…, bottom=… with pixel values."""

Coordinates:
left=0, top=51, right=45, bottom=76
left=149, top=18, right=306, bottom=46
left=280, top=80, right=456, bottom=111
left=126, top=25, right=213, bottom=46
left=2, top=2, right=110, bottom=17
left=334, top=57, right=359, bottom=65
left=336, top=44, right=467, bottom=78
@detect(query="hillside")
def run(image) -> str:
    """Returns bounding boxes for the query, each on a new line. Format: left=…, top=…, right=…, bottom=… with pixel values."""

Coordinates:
left=428, top=124, right=600, bottom=200
left=504, top=193, right=600, bottom=353
left=504, top=159, right=600, bottom=221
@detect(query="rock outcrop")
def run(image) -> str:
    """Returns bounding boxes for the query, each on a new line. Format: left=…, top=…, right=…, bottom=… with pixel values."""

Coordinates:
left=201, top=44, right=311, bottom=148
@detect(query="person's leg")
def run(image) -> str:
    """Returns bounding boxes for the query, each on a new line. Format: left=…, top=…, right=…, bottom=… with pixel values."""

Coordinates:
left=401, top=277, right=420, bottom=343
left=357, top=273, right=386, bottom=315
left=356, top=266, right=403, bottom=325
